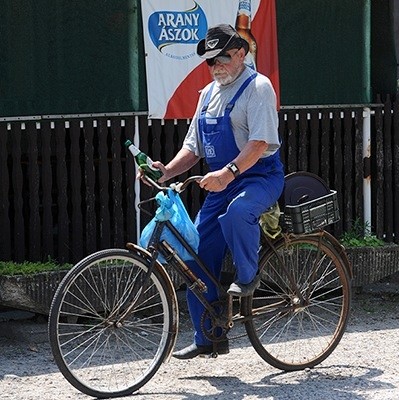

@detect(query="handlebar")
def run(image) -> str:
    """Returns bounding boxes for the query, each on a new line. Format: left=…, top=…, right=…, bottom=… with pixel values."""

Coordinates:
left=142, top=175, right=203, bottom=193
left=137, top=175, right=203, bottom=216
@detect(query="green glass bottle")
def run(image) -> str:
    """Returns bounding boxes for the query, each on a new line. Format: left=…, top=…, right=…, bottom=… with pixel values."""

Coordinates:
left=125, top=139, right=163, bottom=181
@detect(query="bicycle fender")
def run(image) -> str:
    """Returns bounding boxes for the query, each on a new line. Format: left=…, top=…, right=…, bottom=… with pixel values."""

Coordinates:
left=294, top=231, right=353, bottom=280
left=320, top=231, right=353, bottom=280
left=259, top=232, right=353, bottom=281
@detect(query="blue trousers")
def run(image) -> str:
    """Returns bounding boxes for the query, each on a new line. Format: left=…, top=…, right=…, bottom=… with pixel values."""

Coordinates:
left=186, top=173, right=284, bottom=345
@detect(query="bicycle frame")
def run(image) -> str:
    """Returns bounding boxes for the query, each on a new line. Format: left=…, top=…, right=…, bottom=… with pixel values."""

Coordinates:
left=133, top=175, right=353, bottom=336
left=146, top=216, right=235, bottom=329
left=137, top=197, right=307, bottom=329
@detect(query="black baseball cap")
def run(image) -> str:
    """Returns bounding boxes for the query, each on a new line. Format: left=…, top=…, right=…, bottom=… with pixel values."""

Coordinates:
left=196, top=24, right=249, bottom=59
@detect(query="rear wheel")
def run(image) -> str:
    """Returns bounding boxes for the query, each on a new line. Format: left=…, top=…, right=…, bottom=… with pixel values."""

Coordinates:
left=241, top=235, right=351, bottom=371
left=48, top=248, right=176, bottom=398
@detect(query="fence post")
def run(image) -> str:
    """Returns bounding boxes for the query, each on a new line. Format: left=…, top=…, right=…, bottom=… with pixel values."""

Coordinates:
left=134, top=115, right=141, bottom=241
left=363, top=107, right=371, bottom=235
left=0, top=123, right=11, bottom=260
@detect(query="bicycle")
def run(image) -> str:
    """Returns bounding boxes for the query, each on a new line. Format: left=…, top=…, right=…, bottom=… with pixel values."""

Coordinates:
left=48, top=172, right=352, bottom=399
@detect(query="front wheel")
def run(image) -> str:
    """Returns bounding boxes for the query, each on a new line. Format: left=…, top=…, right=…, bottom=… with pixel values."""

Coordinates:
left=48, top=248, right=177, bottom=398
left=241, top=235, right=351, bottom=371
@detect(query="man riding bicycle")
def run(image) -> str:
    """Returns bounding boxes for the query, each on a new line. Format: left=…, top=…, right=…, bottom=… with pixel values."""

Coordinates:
left=145, top=24, right=284, bottom=359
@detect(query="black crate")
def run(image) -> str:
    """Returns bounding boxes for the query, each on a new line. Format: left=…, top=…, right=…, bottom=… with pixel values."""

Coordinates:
left=283, top=190, right=340, bottom=234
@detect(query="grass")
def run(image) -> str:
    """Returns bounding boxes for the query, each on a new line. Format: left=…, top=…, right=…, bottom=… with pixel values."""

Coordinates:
left=0, top=259, right=73, bottom=276
left=340, top=218, right=386, bottom=248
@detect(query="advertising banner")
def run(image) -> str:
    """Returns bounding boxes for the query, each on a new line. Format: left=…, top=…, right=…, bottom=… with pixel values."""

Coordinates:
left=141, top=0, right=279, bottom=119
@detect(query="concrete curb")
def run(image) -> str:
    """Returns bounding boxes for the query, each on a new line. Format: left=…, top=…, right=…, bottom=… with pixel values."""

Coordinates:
left=0, top=310, right=48, bottom=343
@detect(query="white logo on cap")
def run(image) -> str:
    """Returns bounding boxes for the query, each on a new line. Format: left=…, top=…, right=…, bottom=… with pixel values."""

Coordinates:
left=207, top=39, right=219, bottom=49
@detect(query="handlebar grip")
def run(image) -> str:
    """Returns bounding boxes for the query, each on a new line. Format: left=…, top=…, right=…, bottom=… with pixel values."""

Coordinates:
left=140, top=175, right=203, bottom=193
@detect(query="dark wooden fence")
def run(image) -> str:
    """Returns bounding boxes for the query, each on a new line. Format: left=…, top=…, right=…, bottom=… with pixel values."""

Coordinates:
left=0, top=97, right=398, bottom=264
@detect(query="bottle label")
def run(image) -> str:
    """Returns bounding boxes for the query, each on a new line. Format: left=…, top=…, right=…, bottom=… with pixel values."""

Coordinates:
left=127, top=143, right=140, bottom=157
left=238, top=0, right=251, bottom=16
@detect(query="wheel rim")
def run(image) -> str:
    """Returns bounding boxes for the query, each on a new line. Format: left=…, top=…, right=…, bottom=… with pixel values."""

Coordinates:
left=247, top=238, right=350, bottom=369
left=51, top=253, right=172, bottom=396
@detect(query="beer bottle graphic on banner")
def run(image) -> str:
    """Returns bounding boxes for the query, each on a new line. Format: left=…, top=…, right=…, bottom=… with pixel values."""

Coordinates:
left=235, top=0, right=257, bottom=70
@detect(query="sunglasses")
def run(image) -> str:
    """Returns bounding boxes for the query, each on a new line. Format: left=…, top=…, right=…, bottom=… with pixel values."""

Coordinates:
left=206, top=48, right=241, bottom=67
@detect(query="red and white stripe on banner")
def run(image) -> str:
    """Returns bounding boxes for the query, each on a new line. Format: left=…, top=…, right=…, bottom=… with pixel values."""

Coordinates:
left=141, top=0, right=279, bottom=119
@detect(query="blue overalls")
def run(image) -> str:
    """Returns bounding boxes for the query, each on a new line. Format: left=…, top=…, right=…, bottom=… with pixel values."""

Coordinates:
left=186, top=73, right=285, bottom=346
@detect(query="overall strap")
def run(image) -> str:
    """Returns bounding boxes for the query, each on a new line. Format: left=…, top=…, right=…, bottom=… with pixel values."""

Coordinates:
left=225, top=73, right=257, bottom=114
left=200, top=82, right=216, bottom=113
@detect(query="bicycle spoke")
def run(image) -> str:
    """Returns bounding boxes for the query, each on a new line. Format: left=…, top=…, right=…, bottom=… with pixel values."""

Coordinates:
left=49, top=249, right=176, bottom=398
left=243, top=236, right=351, bottom=371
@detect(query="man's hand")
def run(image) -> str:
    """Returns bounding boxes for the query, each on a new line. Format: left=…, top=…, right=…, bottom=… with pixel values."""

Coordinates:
left=199, top=169, right=234, bottom=192
left=136, top=149, right=200, bottom=186
left=136, top=161, right=168, bottom=185
left=151, top=161, right=168, bottom=183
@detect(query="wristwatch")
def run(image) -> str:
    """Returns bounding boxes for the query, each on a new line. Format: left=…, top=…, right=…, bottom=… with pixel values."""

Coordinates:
left=225, top=162, right=240, bottom=178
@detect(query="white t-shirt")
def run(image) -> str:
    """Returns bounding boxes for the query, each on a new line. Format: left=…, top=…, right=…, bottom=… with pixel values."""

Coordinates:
left=183, top=66, right=280, bottom=158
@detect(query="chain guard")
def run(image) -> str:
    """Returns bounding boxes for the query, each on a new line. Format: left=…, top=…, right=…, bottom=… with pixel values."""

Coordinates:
left=200, top=299, right=249, bottom=342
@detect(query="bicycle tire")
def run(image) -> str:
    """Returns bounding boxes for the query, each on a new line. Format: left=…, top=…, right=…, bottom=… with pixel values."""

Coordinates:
left=241, top=235, right=351, bottom=371
left=48, top=248, right=177, bottom=398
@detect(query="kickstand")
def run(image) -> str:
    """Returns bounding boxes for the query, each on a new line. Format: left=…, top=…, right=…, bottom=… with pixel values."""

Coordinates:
left=211, top=342, right=219, bottom=358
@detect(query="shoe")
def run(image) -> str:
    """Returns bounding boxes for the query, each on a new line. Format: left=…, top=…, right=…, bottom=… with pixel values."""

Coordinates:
left=227, top=272, right=261, bottom=297
left=172, top=340, right=229, bottom=360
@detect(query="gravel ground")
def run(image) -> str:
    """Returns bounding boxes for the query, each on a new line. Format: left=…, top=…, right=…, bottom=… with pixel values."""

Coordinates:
left=1, top=284, right=399, bottom=400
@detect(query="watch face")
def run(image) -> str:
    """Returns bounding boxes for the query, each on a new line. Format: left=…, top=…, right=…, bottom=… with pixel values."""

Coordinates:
left=228, top=163, right=239, bottom=176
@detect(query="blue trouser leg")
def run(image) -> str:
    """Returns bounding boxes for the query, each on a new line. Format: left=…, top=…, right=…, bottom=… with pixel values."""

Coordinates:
left=219, top=175, right=284, bottom=284
left=186, top=194, right=227, bottom=346
left=186, top=173, right=283, bottom=345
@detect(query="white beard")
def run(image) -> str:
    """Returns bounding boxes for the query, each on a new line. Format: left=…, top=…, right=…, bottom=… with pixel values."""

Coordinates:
left=214, top=73, right=236, bottom=86
left=212, top=64, right=244, bottom=86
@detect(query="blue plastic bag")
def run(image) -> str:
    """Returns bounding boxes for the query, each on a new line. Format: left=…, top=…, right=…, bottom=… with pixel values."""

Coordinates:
left=140, top=189, right=199, bottom=262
